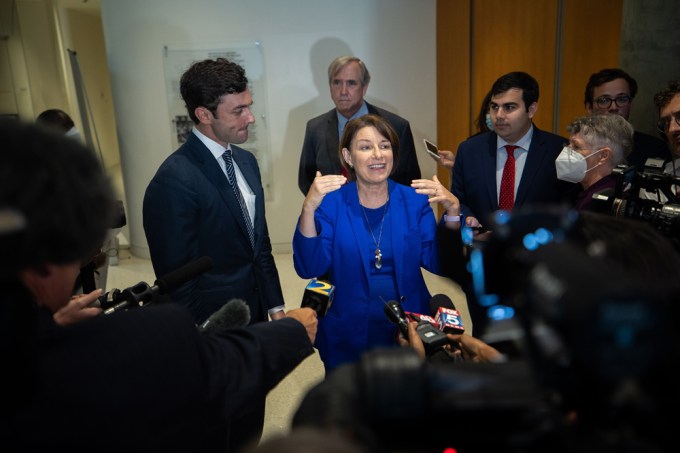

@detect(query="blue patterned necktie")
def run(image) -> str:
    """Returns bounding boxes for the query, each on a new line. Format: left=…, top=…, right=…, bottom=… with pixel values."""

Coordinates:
left=223, top=149, right=255, bottom=248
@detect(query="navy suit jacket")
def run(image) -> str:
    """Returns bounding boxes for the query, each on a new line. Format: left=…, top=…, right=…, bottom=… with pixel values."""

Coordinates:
left=298, top=102, right=421, bottom=194
left=143, top=132, right=284, bottom=324
left=451, top=127, right=576, bottom=226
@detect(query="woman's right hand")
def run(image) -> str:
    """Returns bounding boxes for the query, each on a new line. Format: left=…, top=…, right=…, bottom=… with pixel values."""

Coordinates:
left=303, top=171, right=347, bottom=212
left=299, top=171, right=346, bottom=237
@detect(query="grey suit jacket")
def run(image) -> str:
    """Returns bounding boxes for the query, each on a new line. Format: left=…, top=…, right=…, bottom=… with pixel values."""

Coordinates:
left=298, top=102, right=421, bottom=194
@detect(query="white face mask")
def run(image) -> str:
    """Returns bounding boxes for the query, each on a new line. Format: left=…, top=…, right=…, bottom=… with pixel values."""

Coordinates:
left=555, top=146, right=602, bottom=183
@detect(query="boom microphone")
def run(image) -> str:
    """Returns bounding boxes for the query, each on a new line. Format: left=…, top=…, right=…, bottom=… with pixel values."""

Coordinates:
left=92, top=256, right=214, bottom=314
left=199, top=298, right=250, bottom=334
left=430, top=294, right=465, bottom=334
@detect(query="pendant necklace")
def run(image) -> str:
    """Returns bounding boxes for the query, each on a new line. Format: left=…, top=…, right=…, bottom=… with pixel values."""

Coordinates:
left=360, top=195, right=389, bottom=270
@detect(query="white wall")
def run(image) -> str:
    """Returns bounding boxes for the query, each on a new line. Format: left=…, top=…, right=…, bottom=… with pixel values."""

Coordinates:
left=100, top=0, right=437, bottom=257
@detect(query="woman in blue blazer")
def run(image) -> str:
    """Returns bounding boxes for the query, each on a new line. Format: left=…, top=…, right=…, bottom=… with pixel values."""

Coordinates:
left=293, top=114, right=462, bottom=372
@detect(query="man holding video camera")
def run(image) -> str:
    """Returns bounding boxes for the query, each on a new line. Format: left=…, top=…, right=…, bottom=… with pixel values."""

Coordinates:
left=654, top=79, right=680, bottom=178
left=0, top=120, right=318, bottom=452
left=556, top=114, right=633, bottom=211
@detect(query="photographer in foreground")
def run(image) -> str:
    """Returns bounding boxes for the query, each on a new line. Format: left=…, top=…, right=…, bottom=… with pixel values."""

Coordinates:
left=0, top=121, right=318, bottom=452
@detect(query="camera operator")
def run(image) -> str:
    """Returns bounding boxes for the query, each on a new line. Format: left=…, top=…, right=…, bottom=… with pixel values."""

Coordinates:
left=641, top=79, right=680, bottom=202
left=555, top=114, right=632, bottom=210
left=0, top=120, right=318, bottom=452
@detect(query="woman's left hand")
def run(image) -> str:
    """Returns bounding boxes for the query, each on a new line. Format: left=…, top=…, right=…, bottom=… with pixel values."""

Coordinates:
left=411, top=175, right=460, bottom=212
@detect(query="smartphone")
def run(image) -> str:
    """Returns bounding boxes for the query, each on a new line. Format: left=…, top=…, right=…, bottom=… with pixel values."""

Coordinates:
left=423, top=139, right=441, bottom=161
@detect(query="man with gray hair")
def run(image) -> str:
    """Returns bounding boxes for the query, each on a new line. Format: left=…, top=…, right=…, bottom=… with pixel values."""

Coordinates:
left=555, top=114, right=633, bottom=210
left=298, top=56, right=420, bottom=194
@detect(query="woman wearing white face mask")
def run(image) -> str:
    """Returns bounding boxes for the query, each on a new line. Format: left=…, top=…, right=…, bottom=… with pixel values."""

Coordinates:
left=555, top=114, right=633, bottom=210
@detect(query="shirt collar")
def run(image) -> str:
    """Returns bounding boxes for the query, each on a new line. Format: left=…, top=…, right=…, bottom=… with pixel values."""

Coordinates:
left=192, top=127, right=231, bottom=160
left=337, top=101, right=370, bottom=137
left=497, top=124, right=534, bottom=151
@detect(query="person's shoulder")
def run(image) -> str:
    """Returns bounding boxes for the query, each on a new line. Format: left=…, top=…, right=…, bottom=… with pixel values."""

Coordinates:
left=458, top=131, right=494, bottom=151
left=532, top=127, right=567, bottom=150
left=533, top=126, right=566, bottom=142
left=306, top=108, right=336, bottom=127
left=231, top=144, right=256, bottom=161
left=633, top=129, right=669, bottom=149
left=367, top=102, right=409, bottom=125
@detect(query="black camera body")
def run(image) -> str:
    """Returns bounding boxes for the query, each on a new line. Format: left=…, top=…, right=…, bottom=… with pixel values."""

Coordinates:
left=590, top=158, right=680, bottom=239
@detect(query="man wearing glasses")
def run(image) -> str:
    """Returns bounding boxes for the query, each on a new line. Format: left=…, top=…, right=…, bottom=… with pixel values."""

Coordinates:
left=584, top=68, right=671, bottom=171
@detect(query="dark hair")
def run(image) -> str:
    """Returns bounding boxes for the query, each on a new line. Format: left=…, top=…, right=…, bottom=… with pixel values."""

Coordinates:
left=584, top=68, right=638, bottom=105
left=653, top=79, right=680, bottom=112
left=339, top=114, right=399, bottom=181
left=36, top=109, right=75, bottom=133
left=180, top=58, right=249, bottom=124
left=475, top=90, right=493, bottom=133
left=490, top=71, right=539, bottom=110
left=571, top=211, right=680, bottom=303
left=0, top=120, right=115, bottom=272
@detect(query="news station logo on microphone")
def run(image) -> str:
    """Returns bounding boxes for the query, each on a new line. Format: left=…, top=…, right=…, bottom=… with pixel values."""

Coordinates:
left=301, top=278, right=335, bottom=316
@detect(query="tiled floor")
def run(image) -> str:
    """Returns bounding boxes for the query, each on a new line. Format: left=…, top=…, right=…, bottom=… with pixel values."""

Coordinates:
left=106, top=247, right=471, bottom=444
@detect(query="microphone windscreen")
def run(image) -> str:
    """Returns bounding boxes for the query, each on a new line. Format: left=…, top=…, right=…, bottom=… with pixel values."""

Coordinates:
left=155, top=256, right=214, bottom=294
left=429, top=293, right=455, bottom=316
left=200, top=298, right=251, bottom=334
left=301, top=278, right=335, bottom=316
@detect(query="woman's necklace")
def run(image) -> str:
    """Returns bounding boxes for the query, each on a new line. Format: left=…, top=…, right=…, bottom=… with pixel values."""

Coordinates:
left=360, top=195, right=389, bottom=270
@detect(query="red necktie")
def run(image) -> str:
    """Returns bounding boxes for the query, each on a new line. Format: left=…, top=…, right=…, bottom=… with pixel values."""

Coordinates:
left=499, top=145, right=518, bottom=210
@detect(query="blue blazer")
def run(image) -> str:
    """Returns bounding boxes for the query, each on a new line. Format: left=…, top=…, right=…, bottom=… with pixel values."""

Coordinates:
left=293, top=181, right=441, bottom=370
left=450, top=127, right=575, bottom=226
left=143, top=132, right=284, bottom=324
left=297, top=102, right=421, bottom=194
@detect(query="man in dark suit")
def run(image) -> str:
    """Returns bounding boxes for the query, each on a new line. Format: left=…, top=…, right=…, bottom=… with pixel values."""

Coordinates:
left=298, top=56, right=421, bottom=195
left=450, top=71, right=575, bottom=336
left=584, top=68, right=672, bottom=170
left=0, top=120, right=318, bottom=452
left=451, top=71, right=575, bottom=228
left=143, top=58, right=286, bottom=450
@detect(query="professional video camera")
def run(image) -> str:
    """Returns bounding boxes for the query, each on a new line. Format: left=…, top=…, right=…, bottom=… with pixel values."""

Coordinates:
left=292, top=208, right=679, bottom=452
left=590, top=158, right=680, bottom=239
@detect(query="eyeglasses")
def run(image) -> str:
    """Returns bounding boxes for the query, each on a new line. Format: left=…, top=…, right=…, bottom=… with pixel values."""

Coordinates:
left=594, top=95, right=631, bottom=109
left=657, top=110, right=680, bottom=133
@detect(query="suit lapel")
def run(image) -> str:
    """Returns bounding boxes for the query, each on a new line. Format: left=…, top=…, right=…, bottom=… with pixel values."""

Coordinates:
left=386, top=183, right=407, bottom=296
left=186, top=136, right=253, bottom=251
left=324, top=112, right=340, bottom=172
left=344, top=184, right=374, bottom=282
left=516, top=127, right=547, bottom=206
left=232, top=146, right=262, bottom=248
left=484, top=133, right=500, bottom=209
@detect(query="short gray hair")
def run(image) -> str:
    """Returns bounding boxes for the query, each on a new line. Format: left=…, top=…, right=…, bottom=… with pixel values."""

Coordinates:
left=567, top=114, right=633, bottom=166
left=327, top=56, right=371, bottom=86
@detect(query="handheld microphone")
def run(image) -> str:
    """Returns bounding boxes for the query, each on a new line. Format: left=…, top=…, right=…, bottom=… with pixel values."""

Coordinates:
left=301, top=278, right=335, bottom=316
left=383, top=299, right=410, bottom=338
left=430, top=294, right=465, bottom=334
left=405, top=311, right=449, bottom=354
left=92, top=256, right=214, bottom=314
left=199, top=298, right=250, bottom=334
